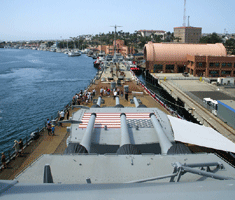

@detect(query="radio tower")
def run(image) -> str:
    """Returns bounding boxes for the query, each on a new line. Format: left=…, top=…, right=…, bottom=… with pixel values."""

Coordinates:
left=183, top=0, right=186, bottom=27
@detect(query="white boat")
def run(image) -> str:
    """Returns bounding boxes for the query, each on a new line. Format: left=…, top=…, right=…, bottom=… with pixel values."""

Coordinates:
left=68, top=50, right=81, bottom=57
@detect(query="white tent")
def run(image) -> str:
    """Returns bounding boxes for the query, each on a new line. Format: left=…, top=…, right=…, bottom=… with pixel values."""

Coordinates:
left=168, top=115, right=235, bottom=153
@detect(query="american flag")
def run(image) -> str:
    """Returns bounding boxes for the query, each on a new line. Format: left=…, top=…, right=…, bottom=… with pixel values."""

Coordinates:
left=79, top=113, right=151, bottom=128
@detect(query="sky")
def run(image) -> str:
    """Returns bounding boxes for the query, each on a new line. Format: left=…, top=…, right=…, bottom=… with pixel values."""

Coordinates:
left=0, top=0, right=235, bottom=41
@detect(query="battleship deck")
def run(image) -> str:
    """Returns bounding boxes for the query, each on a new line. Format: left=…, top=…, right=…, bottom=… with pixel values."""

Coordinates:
left=0, top=68, right=170, bottom=180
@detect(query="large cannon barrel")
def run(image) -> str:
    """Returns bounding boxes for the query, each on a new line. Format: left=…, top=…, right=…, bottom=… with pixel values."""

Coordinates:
left=97, top=96, right=102, bottom=107
left=150, top=113, right=172, bottom=154
left=115, top=96, right=124, bottom=108
left=80, top=113, right=96, bottom=153
left=117, top=113, right=139, bottom=154
left=120, top=113, right=131, bottom=146
left=133, top=96, right=140, bottom=108
left=91, top=96, right=102, bottom=108
left=116, top=96, right=120, bottom=105
left=133, top=96, right=147, bottom=108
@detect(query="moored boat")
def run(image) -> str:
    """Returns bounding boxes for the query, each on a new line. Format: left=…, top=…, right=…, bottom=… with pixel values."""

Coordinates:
left=68, top=50, right=81, bottom=57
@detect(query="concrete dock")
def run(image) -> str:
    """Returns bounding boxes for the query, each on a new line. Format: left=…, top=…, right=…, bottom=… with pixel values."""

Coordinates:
left=152, top=73, right=235, bottom=142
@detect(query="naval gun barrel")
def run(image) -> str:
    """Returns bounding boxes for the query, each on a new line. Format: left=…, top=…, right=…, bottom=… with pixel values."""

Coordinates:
left=133, top=96, right=147, bottom=108
left=80, top=113, right=96, bottom=153
left=97, top=96, right=102, bottom=107
left=115, top=96, right=124, bottom=108
left=133, top=96, right=139, bottom=108
left=116, top=96, right=120, bottom=105
left=117, top=113, right=139, bottom=154
left=120, top=113, right=131, bottom=146
left=150, top=113, right=172, bottom=154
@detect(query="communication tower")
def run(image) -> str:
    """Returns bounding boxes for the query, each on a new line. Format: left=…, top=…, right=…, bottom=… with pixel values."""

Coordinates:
left=183, top=0, right=186, bottom=27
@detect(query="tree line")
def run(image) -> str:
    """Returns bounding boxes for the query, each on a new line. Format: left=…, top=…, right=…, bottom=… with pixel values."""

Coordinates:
left=199, top=32, right=235, bottom=55
left=10, top=31, right=231, bottom=55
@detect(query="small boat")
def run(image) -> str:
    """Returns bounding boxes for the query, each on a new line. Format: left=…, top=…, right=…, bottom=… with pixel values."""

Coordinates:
left=93, top=52, right=105, bottom=67
left=94, top=58, right=102, bottom=68
left=68, top=51, right=81, bottom=57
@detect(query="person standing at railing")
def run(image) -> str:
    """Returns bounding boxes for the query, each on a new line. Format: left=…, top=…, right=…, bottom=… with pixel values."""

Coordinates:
left=125, top=91, right=128, bottom=101
left=13, top=140, right=20, bottom=157
left=47, top=120, right=52, bottom=135
left=19, top=139, right=23, bottom=156
left=51, top=125, right=55, bottom=136
left=67, top=110, right=70, bottom=120
left=60, top=110, right=65, bottom=120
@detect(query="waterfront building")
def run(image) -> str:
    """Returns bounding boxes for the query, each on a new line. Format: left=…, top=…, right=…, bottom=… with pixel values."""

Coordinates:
left=144, top=42, right=235, bottom=77
left=138, top=30, right=166, bottom=40
left=98, top=39, right=134, bottom=57
left=39, top=43, right=47, bottom=50
left=174, top=26, right=202, bottom=43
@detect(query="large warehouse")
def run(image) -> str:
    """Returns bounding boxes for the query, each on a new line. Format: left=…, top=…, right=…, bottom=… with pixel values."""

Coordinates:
left=144, top=42, right=235, bottom=77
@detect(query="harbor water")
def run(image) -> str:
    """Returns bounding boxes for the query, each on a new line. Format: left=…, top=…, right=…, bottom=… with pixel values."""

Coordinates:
left=0, top=49, right=97, bottom=154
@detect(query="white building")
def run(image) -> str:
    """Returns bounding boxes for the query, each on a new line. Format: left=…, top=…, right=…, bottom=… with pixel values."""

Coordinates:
left=138, top=30, right=166, bottom=39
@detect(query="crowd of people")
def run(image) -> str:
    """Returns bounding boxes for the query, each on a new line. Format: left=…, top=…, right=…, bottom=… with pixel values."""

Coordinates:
left=71, top=87, right=129, bottom=106
left=99, top=86, right=128, bottom=101
left=72, top=89, right=95, bottom=106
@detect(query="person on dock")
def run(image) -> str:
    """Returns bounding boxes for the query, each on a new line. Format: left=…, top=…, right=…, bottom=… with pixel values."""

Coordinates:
left=92, top=89, right=96, bottom=97
left=87, top=93, right=91, bottom=103
left=107, top=88, right=110, bottom=96
left=60, top=110, right=65, bottom=120
left=125, top=91, right=128, bottom=101
left=67, top=110, right=70, bottom=120
left=13, top=140, right=20, bottom=157
left=117, top=88, right=120, bottom=96
left=51, top=125, right=55, bottom=136
left=1, top=152, right=7, bottom=169
left=100, top=87, right=103, bottom=96
left=18, top=139, right=23, bottom=156
left=47, top=121, right=52, bottom=135
left=60, top=110, right=65, bottom=127
left=113, top=90, right=117, bottom=100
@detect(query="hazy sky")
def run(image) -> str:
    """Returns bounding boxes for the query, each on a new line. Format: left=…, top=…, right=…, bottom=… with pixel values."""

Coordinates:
left=1, top=0, right=235, bottom=41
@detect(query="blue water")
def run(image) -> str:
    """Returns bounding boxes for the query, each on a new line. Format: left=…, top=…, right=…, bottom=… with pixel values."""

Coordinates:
left=0, top=49, right=97, bottom=154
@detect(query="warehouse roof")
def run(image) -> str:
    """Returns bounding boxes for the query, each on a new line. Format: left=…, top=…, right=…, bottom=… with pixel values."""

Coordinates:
left=218, top=100, right=235, bottom=113
left=144, top=42, right=227, bottom=62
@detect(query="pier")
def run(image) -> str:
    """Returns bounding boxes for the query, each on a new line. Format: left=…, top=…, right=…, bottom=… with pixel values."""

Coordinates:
left=149, top=73, right=235, bottom=142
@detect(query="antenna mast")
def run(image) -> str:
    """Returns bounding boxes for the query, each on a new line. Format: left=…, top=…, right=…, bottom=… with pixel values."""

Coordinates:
left=110, top=25, right=122, bottom=55
left=183, top=0, right=186, bottom=27
left=188, top=16, right=190, bottom=27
